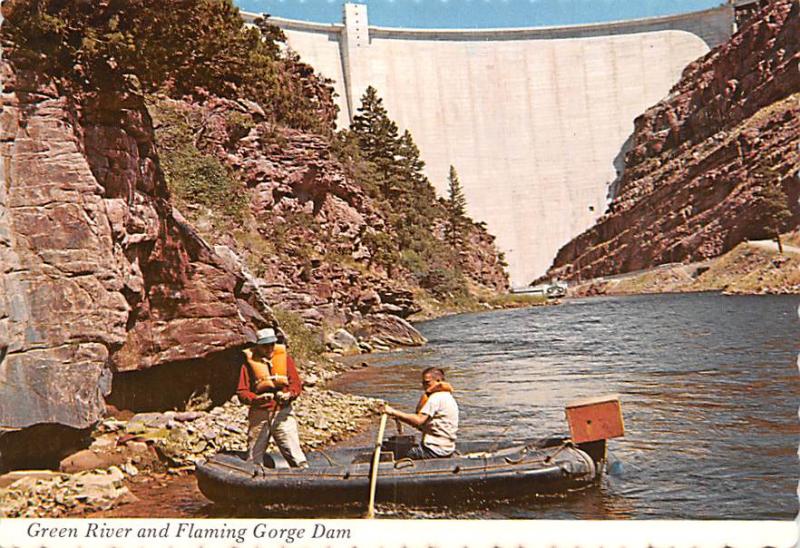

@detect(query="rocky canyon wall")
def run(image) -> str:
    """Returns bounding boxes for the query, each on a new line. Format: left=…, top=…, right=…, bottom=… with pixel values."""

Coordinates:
left=0, top=1, right=508, bottom=471
left=0, top=62, right=270, bottom=433
left=545, top=0, right=800, bottom=282
left=0, top=40, right=508, bottom=448
left=152, top=96, right=508, bottom=332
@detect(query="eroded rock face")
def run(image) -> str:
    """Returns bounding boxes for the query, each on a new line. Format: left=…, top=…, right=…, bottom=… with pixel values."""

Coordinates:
left=1, top=67, right=128, bottom=429
left=157, top=96, right=505, bottom=332
left=0, top=26, right=507, bottom=440
left=545, top=0, right=800, bottom=282
left=166, top=97, right=421, bottom=326
left=0, top=62, right=266, bottom=431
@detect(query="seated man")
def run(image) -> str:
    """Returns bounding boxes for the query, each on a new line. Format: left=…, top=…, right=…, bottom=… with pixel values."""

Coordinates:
left=237, top=327, right=308, bottom=468
left=383, top=367, right=459, bottom=459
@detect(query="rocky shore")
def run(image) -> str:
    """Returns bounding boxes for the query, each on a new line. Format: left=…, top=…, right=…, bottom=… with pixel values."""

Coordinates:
left=0, top=366, right=382, bottom=518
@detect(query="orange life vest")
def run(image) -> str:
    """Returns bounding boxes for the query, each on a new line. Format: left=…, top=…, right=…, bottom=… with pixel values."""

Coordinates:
left=416, top=382, right=454, bottom=413
left=243, top=344, right=289, bottom=393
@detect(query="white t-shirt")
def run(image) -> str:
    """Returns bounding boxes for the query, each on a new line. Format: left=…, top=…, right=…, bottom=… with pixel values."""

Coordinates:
left=419, top=391, right=459, bottom=456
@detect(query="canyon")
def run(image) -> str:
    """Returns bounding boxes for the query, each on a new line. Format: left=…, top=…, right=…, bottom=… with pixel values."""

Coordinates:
left=545, top=0, right=799, bottom=283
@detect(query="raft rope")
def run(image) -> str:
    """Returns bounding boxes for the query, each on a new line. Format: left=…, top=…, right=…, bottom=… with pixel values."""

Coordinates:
left=208, top=458, right=261, bottom=476
left=317, top=449, right=337, bottom=466
left=210, top=441, right=578, bottom=479
left=539, top=442, right=570, bottom=464
left=503, top=447, right=529, bottom=465
left=488, top=424, right=514, bottom=455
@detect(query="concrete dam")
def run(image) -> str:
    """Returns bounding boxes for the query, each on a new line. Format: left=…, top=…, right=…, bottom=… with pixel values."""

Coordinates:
left=243, top=4, right=735, bottom=285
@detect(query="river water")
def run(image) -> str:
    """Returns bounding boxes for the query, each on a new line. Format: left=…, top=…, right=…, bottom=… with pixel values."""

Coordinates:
left=334, top=293, right=800, bottom=519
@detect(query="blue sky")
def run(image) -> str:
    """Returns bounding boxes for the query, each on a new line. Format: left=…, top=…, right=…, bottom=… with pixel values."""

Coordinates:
left=236, top=0, right=725, bottom=28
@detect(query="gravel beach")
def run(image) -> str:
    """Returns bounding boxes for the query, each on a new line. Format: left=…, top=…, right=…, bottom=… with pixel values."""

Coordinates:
left=0, top=357, right=384, bottom=518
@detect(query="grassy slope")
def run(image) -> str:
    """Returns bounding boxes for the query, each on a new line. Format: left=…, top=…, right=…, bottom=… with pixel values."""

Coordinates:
left=579, top=230, right=800, bottom=296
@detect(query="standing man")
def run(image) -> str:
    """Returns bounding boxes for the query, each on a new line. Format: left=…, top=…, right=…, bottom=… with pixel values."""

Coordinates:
left=237, top=327, right=308, bottom=468
left=383, top=367, right=459, bottom=459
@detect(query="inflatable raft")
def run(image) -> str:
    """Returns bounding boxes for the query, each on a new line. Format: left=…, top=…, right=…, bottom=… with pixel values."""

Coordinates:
left=196, top=435, right=608, bottom=506
left=197, top=394, right=624, bottom=507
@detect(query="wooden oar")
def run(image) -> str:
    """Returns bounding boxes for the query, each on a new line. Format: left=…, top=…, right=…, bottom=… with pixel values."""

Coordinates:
left=365, top=413, right=388, bottom=519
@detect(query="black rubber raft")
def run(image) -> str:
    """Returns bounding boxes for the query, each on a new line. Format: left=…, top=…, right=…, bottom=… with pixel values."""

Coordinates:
left=196, top=435, right=607, bottom=506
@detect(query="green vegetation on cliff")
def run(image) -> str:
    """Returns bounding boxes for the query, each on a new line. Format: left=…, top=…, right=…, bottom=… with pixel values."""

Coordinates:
left=2, top=0, right=336, bottom=133
left=339, top=86, right=492, bottom=301
left=152, top=103, right=248, bottom=219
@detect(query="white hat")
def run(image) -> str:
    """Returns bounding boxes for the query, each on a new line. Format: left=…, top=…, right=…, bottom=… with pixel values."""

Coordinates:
left=255, top=328, right=278, bottom=345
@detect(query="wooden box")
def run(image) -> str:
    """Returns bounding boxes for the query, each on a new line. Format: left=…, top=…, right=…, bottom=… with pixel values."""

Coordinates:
left=565, top=394, right=624, bottom=444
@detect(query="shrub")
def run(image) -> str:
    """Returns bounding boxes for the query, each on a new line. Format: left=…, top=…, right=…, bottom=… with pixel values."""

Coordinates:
left=272, top=308, right=325, bottom=365
left=152, top=101, right=248, bottom=220
left=224, top=111, right=256, bottom=145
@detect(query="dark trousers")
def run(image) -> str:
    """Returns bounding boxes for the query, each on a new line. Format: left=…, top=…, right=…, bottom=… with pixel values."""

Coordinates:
left=405, top=444, right=452, bottom=460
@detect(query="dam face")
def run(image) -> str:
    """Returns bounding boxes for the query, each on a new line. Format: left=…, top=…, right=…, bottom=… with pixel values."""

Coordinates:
left=245, top=5, right=734, bottom=285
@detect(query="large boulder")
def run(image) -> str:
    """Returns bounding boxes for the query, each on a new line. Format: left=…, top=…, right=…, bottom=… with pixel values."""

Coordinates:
left=326, top=328, right=360, bottom=355
left=351, top=314, right=427, bottom=348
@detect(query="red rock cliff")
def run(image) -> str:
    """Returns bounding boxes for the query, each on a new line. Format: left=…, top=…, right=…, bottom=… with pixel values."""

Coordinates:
left=0, top=63, right=269, bottom=431
left=152, top=96, right=508, bottom=332
left=545, top=0, right=799, bottom=282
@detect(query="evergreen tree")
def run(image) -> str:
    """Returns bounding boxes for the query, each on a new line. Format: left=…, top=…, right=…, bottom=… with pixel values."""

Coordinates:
left=445, top=165, right=468, bottom=247
left=350, top=87, right=397, bottom=153
left=395, top=130, right=438, bottom=237
left=345, top=87, right=474, bottom=299
left=350, top=86, right=402, bottom=196
left=397, top=130, right=428, bottom=190
left=350, top=88, right=436, bottom=239
left=755, top=170, right=792, bottom=254
left=362, top=230, right=399, bottom=275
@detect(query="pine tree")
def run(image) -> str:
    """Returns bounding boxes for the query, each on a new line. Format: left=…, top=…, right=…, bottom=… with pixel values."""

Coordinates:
left=445, top=165, right=467, bottom=247
left=756, top=173, right=792, bottom=254
left=397, top=130, right=427, bottom=189
left=396, top=130, right=438, bottom=235
left=350, top=86, right=401, bottom=195
left=345, top=88, right=474, bottom=298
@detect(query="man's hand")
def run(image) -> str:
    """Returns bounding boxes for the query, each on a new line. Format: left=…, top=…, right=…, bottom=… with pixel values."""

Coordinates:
left=380, top=403, right=428, bottom=429
left=380, top=403, right=397, bottom=417
left=275, top=391, right=292, bottom=404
